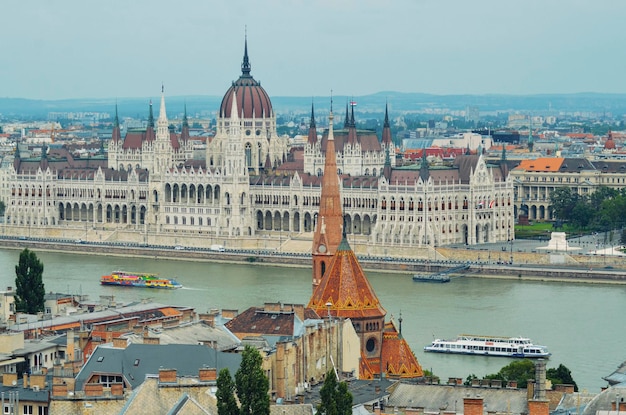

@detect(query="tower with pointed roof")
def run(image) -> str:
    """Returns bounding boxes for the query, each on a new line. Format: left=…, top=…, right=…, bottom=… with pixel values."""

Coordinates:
left=153, top=87, right=173, bottom=174
left=307, top=102, right=317, bottom=145
left=312, top=109, right=343, bottom=289
left=208, top=35, right=287, bottom=174
left=304, top=101, right=395, bottom=177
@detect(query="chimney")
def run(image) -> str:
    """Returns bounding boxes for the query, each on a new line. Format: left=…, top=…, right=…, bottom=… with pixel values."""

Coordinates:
left=66, top=329, right=75, bottom=362
left=30, top=373, right=46, bottom=389
left=112, top=337, right=127, bottom=349
left=143, top=336, right=160, bottom=345
left=2, top=372, right=17, bottom=387
left=464, top=396, right=484, bottom=415
left=23, top=373, right=28, bottom=389
left=534, top=359, right=547, bottom=400
left=199, top=368, right=217, bottom=382
left=158, top=368, right=177, bottom=383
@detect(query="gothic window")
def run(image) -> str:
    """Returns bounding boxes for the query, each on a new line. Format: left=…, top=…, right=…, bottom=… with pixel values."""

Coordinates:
left=245, top=143, right=252, bottom=167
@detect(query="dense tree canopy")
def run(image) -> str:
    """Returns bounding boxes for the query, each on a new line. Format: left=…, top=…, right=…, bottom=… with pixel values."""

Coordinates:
left=317, top=370, right=353, bottom=415
left=466, top=360, right=578, bottom=391
left=14, top=248, right=45, bottom=314
left=550, top=186, right=626, bottom=231
left=235, top=345, right=270, bottom=415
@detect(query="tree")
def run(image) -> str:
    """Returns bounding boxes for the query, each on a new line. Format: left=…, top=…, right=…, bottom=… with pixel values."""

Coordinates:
left=14, top=248, right=45, bottom=314
left=216, top=368, right=239, bottom=415
left=547, top=364, right=578, bottom=392
left=484, top=361, right=578, bottom=391
left=235, top=345, right=270, bottom=415
left=316, top=370, right=353, bottom=415
left=486, top=359, right=535, bottom=388
left=550, top=187, right=578, bottom=221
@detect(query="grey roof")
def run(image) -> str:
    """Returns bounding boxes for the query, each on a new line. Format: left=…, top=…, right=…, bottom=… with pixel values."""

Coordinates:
left=7, top=301, right=182, bottom=332
left=604, top=361, right=626, bottom=385
left=386, top=383, right=528, bottom=414
left=0, top=377, right=51, bottom=403
left=306, top=378, right=394, bottom=408
left=75, top=343, right=242, bottom=390
left=582, top=386, right=626, bottom=415
left=123, top=321, right=240, bottom=351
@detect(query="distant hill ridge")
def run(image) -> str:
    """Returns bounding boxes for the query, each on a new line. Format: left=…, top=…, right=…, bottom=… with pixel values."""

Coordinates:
left=1, top=92, right=625, bottom=119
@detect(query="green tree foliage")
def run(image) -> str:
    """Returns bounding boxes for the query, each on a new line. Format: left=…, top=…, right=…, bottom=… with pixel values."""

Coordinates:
left=316, top=370, right=353, bottom=415
left=547, top=364, right=578, bottom=392
left=621, top=228, right=626, bottom=246
left=235, top=345, right=270, bottom=415
left=550, top=186, right=626, bottom=231
left=550, top=187, right=579, bottom=221
left=216, top=368, right=239, bottom=415
left=484, top=361, right=578, bottom=391
left=14, top=249, right=45, bottom=314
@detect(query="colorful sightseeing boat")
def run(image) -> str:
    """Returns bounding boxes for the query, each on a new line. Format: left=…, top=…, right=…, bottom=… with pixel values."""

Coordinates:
left=100, top=271, right=183, bottom=289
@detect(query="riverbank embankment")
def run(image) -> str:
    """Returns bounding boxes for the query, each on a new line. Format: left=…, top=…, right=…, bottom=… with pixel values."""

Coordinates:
left=2, top=238, right=625, bottom=285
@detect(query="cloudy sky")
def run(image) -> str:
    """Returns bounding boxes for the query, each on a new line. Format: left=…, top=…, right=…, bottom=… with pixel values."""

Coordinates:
left=1, top=0, right=625, bottom=100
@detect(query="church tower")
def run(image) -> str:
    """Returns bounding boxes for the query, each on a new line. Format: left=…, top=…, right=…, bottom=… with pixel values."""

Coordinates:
left=312, top=109, right=343, bottom=289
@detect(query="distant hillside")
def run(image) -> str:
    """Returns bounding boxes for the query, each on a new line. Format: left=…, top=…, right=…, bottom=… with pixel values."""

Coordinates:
left=1, top=92, right=625, bottom=120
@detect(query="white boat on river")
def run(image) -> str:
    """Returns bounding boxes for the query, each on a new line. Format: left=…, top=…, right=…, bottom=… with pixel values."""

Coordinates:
left=424, top=334, right=551, bottom=358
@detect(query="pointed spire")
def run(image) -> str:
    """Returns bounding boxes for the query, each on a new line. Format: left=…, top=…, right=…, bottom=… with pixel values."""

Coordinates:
left=180, top=103, right=190, bottom=142
left=383, top=102, right=390, bottom=128
left=230, top=91, right=239, bottom=122
left=382, top=102, right=392, bottom=145
left=344, top=101, right=350, bottom=128
left=307, top=101, right=317, bottom=145
left=311, top=104, right=343, bottom=288
left=501, top=145, right=507, bottom=161
left=111, top=103, right=122, bottom=142
left=310, top=101, right=316, bottom=129
left=114, top=103, right=120, bottom=128
left=158, top=86, right=167, bottom=122
left=241, top=29, right=251, bottom=77
left=183, top=104, right=189, bottom=128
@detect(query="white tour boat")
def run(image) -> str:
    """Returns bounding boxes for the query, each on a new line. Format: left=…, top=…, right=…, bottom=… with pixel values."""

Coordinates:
left=424, top=334, right=551, bottom=358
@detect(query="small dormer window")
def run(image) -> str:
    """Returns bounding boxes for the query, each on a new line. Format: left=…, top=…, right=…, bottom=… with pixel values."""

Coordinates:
left=97, top=356, right=104, bottom=362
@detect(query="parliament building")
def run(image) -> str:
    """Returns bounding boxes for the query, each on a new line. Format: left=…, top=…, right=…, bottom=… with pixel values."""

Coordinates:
left=1, top=39, right=514, bottom=251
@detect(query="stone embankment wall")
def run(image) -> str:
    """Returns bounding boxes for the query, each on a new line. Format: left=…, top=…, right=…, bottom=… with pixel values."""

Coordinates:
left=1, top=239, right=625, bottom=284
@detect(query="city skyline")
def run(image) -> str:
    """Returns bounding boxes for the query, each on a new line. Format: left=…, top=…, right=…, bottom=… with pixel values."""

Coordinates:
left=1, top=0, right=625, bottom=100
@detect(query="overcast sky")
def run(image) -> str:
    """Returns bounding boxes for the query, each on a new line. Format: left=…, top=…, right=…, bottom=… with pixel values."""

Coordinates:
left=1, top=0, right=625, bottom=100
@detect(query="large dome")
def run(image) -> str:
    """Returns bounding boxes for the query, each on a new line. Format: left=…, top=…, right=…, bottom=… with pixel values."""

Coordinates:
left=219, top=40, right=273, bottom=119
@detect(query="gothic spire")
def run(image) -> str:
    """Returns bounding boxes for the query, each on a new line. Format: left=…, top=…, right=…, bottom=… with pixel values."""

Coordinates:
left=310, top=101, right=316, bottom=129
left=384, top=102, right=390, bottom=128
left=241, top=30, right=251, bottom=77
left=111, top=103, right=122, bottom=142
left=183, top=103, right=189, bottom=128
left=307, top=101, right=317, bottom=145
left=381, top=102, right=392, bottom=145
left=344, top=101, right=350, bottom=128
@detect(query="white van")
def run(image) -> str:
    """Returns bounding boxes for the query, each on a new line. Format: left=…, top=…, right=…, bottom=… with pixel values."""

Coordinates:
left=210, top=244, right=225, bottom=252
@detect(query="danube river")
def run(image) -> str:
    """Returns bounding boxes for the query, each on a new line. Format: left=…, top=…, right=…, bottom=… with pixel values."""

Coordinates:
left=1, top=248, right=623, bottom=393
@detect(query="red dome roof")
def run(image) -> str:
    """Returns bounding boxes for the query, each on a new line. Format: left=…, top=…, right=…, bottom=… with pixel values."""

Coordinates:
left=219, top=40, right=273, bottom=119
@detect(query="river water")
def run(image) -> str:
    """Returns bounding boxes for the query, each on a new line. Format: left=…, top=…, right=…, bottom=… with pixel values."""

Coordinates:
left=1, top=248, right=623, bottom=393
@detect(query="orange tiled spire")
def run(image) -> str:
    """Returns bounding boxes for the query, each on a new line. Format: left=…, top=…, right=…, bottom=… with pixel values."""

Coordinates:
left=309, top=237, right=386, bottom=320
